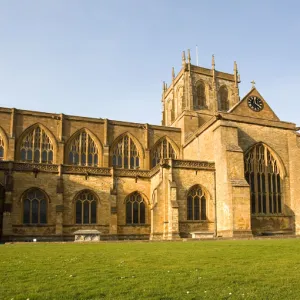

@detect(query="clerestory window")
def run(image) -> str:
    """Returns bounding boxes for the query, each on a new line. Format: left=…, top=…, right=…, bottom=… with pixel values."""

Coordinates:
left=151, top=138, right=177, bottom=168
left=112, top=135, right=140, bottom=169
left=68, top=130, right=99, bottom=166
left=20, top=126, right=53, bottom=164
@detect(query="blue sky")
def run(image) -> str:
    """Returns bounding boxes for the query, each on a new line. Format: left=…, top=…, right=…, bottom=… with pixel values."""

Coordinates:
left=0, top=0, right=299, bottom=126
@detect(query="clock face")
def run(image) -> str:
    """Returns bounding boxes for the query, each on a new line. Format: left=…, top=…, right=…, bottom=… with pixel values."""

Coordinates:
left=247, top=96, right=264, bottom=112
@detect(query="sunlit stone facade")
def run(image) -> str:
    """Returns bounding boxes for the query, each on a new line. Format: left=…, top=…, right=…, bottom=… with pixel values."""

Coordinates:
left=0, top=53, right=299, bottom=241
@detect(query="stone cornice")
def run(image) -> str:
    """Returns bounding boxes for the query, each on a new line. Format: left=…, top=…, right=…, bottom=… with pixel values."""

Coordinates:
left=0, top=159, right=214, bottom=177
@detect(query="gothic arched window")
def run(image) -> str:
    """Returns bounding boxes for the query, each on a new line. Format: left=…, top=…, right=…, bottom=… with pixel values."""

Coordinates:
left=194, top=82, right=206, bottom=109
left=20, top=126, right=54, bottom=164
left=75, top=190, right=97, bottom=224
left=187, top=185, right=207, bottom=221
left=151, top=138, right=177, bottom=167
left=23, top=188, right=47, bottom=224
left=245, top=143, right=283, bottom=215
left=68, top=130, right=99, bottom=166
left=125, top=192, right=146, bottom=224
left=0, top=135, right=4, bottom=161
left=112, top=135, right=140, bottom=169
left=218, top=86, right=229, bottom=111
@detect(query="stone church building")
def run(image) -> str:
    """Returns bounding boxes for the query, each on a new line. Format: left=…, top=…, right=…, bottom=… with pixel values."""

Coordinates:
left=0, top=51, right=299, bottom=241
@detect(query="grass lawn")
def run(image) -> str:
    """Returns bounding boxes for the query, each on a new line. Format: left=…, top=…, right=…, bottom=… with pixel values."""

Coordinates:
left=1, top=239, right=300, bottom=300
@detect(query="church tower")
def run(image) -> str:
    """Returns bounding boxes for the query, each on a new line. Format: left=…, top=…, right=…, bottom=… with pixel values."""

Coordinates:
left=161, top=51, right=241, bottom=140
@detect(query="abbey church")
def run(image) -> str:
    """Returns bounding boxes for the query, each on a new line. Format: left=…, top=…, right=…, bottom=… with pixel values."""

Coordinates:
left=0, top=51, right=299, bottom=241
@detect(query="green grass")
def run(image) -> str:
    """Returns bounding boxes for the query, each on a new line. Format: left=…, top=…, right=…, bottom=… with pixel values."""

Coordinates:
left=1, top=239, right=300, bottom=300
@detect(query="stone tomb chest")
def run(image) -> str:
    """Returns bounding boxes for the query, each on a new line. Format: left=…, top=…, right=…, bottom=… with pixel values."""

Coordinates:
left=74, top=229, right=101, bottom=242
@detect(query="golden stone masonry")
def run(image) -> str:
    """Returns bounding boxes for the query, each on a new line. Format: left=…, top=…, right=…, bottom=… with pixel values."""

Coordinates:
left=0, top=52, right=299, bottom=241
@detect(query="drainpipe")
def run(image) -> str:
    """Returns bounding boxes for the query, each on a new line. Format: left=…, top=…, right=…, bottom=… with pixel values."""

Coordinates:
left=214, top=169, right=217, bottom=238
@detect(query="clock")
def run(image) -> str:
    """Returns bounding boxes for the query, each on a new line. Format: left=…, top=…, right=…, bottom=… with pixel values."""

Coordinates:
left=247, top=96, right=264, bottom=112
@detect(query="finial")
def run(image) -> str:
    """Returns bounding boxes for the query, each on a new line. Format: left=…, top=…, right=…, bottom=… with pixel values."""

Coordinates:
left=212, top=54, right=215, bottom=69
left=251, top=80, right=256, bottom=88
left=182, top=51, right=186, bottom=66
left=172, top=67, right=175, bottom=80
left=162, top=81, right=166, bottom=92
left=187, top=49, right=191, bottom=63
left=238, top=74, right=241, bottom=83
left=234, top=61, right=237, bottom=72
left=165, top=82, right=168, bottom=90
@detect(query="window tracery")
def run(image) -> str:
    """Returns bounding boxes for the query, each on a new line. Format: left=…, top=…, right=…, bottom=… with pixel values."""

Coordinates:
left=112, top=135, right=140, bottom=169
left=151, top=138, right=177, bottom=167
left=245, top=144, right=283, bottom=214
left=23, top=188, right=47, bottom=224
left=187, top=185, right=207, bottom=221
left=20, top=126, right=54, bottom=164
left=125, top=192, right=146, bottom=224
left=218, top=86, right=229, bottom=111
left=68, top=130, right=99, bottom=166
left=194, top=82, right=206, bottom=109
left=75, top=190, right=97, bottom=224
left=0, top=135, right=4, bottom=161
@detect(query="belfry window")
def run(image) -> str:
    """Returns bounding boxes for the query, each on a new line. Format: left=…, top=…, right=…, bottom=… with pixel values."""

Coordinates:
left=23, top=188, right=47, bottom=224
left=75, top=190, right=97, bottom=224
left=245, top=144, right=283, bottom=215
left=112, top=135, right=140, bottom=169
left=68, top=130, right=99, bottom=166
left=0, top=135, right=4, bottom=161
left=218, top=86, right=229, bottom=111
left=151, top=138, right=177, bottom=167
left=20, top=126, right=54, bottom=164
left=187, top=185, right=207, bottom=221
left=125, top=192, right=146, bottom=224
left=194, top=82, right=206, bottom=109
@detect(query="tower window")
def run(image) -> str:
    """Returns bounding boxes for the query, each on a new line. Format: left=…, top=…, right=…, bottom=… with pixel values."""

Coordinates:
left=194, top=82, right=206, bottom=109
left=218, top=86, right=229, bottom=111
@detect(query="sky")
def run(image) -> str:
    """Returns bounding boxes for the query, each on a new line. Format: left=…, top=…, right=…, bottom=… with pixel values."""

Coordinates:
left=0, top=0, right=299, bottom=126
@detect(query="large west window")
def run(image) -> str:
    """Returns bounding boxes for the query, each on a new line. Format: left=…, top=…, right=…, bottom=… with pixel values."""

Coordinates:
left=187, top=185, right=207, bottom=221
left=75, top=190, right=97, bottom=224
left=125, top=192, right=146, bottom=224
left=23, top=188, right=47, bottom=224
left=245, top=143, right=283, bottom=214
